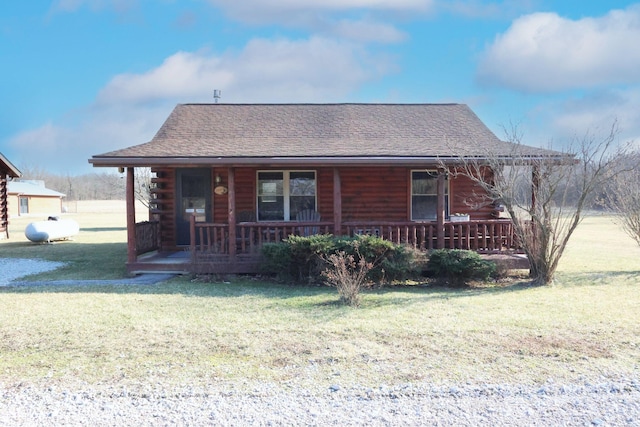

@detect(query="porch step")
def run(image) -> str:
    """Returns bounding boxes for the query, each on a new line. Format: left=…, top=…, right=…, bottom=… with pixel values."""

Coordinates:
left=127, top=262, right=191, bottom=275
left=192, top=256, right=262, bottom=274
left=481, top=253, right=530, bottom=270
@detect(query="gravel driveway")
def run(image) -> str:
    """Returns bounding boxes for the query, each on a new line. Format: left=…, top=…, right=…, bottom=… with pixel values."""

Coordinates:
left=1, top=380, right=638, bottom=426
left=0, top=257, right=65, bottom=286
left=0, top=257, right=173, bottom=287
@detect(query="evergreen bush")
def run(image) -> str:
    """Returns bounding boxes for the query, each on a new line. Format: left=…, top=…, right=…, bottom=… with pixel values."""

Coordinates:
left=427, top=249, right=496, bottom=286
left=260, top=234, right=424, bottom=284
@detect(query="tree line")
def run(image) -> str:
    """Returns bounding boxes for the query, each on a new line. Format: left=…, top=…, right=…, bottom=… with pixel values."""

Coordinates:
left=16, top=165, right=126, bottom=201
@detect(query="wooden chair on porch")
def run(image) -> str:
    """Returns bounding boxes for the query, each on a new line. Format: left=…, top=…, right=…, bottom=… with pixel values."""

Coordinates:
left=296, top=209, right=321, bottom=236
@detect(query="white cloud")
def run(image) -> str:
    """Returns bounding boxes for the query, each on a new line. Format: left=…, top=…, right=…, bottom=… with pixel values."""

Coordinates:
left=549, top=89, right=640, bottom=143
left=477, top=6, right=640, bottom=92
left=228, top=37, right=389, bottom=101
left=12, top=36, right=394, bottom=174
left=98, top=37, right=390, bottom=106
left=207, top=0, right=432, bottom=19
left=51, top=0, right=429, bottom=44
left=206, top=0, right=431, bottom=43
left=441, top=0, right=537, bottom=20
left=505, top=87, right=640, bottom=153
left=8, top=106, right=167, bottom=175
left=10, top=122, right=69, bottom=154
left=96, top=51, right=235, bottom=105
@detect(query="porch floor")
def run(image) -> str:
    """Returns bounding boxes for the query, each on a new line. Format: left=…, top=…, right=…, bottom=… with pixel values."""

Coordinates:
left=480, top=253, right=529, bottom=270
left=129, top=250, right=263, bottom=275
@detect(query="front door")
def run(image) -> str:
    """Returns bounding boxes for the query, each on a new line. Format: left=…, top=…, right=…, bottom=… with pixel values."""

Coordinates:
left=176, top=168, right=212, bottom=245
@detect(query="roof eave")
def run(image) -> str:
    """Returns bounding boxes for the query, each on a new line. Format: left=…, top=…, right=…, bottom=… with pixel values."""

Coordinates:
left=0, top=153, right=22, bottom=178
left=90, top=156, right=452, bottom=168
left=89, top=154, right=572, bottom=168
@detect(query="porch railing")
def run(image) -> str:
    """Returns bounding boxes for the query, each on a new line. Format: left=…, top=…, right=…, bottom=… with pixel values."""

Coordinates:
left=192, top=222, right=230, bottom=253
left=190, top=220, right=334, bottom=254
left=189, top=218, right=518, bottom=255
left=344, top=220, right=517, bottom=252
left=135, top=220, right=160, bottom=255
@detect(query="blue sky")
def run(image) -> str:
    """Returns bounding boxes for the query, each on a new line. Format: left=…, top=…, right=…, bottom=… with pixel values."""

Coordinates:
left=2, top=0, right=639, bottom=175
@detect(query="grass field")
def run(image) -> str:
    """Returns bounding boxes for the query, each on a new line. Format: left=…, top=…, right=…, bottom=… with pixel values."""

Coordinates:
left=0, top=205, right=638, bottom=391
left=0, top=201, right=147, bottom=280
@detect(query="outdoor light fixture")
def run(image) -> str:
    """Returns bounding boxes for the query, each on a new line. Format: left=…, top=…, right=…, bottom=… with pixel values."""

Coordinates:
left=214, top=174, right=228, bottom=195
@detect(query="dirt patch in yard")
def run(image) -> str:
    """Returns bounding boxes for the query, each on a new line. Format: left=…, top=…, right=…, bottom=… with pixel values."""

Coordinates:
left=507, top=333, right=614, bottom=359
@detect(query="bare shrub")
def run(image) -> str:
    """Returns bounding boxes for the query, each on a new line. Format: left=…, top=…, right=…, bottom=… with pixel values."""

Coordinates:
left=322, top=250, right=373, bottom=307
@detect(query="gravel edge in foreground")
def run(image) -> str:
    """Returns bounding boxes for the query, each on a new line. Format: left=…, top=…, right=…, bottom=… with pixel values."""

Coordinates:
left=1, top=380, right=639, bottom=426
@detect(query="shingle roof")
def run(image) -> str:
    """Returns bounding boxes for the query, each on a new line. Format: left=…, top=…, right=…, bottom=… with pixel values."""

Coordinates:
left=91, top=103, right=560, bottom=166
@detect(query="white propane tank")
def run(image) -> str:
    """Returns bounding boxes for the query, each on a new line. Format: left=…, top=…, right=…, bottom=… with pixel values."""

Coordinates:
left=25, top=219, right=80, bottom=243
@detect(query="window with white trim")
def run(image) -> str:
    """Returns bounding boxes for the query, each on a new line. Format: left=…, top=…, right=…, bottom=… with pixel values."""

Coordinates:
left=411, top=170, right=449, bottom=220
left=19, top=197, right=29, bottom=215
left=257, top=171, right=316, bottom=221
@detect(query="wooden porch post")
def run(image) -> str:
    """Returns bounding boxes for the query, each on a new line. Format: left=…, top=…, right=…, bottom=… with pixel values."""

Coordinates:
left=125, top=167, right=136, bottom=264
left=436, top=167, right=446, bottom=248
left=227, top=167, right=236, bottom=262
left=333, top=167, right=342, bottom=235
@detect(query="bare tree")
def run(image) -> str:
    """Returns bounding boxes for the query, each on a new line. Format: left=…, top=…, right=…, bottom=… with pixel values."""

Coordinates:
left=603, top=152, right=640, bottom=245
left=450, top=122, right=631, bottom=285
left=134, top=167, right=154, bottom=209
left=15, top=162, right=52, bottom=181
left=94, top=172, right=125, bottom=200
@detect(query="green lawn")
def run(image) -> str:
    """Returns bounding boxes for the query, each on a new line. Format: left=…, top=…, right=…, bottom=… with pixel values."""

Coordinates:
left=1, top=211, right=131, bottom=280
left=0, top=210, right=638, bottom=391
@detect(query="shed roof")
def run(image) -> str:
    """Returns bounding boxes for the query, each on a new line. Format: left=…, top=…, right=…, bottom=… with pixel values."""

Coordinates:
left=8, top=181, right=65, bottom=198
left=90, top=103, right=563, bottom=167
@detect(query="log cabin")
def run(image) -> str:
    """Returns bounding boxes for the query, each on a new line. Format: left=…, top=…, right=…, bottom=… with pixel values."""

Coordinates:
left=89, top=103, right=561, bottom=275
left=0, top=153, right=22, bottom=240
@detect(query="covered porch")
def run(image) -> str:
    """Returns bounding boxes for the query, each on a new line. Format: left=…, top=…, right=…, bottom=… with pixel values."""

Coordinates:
left=122, top=166, right=521, bottom=275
